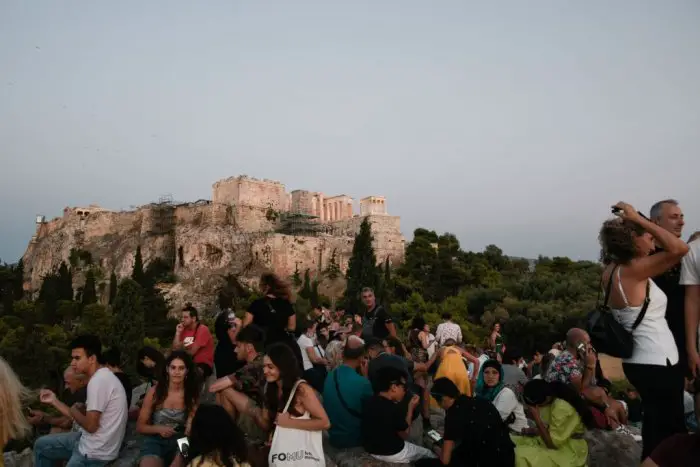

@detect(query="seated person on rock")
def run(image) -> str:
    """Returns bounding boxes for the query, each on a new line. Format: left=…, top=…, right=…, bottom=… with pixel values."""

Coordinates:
left=209, top=325, right=267, bottom=444
left=361, top=366, right=437, bottom=464
left=428, top=377, right=515, bottom=467
left=137, top=350, right=199, bottom=467
left=322, top=335, right=372, bottom=449
left=34, top=335, right=128, bottom=467
left=29, top=366, right=87, bottom=434
left=545, top=328, right=630, bottom=434
left=366, top=337, right=435, bottom=431
left=513, top=379, right=594, bottom=467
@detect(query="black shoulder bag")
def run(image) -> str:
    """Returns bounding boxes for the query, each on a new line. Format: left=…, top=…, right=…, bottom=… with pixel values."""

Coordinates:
left=333, top=370, right=362, bottom=418
left=586, top=265, right=650, bottom=359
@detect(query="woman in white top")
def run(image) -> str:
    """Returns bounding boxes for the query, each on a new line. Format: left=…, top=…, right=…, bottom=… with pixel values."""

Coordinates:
left=474, top=359, right=529, bottom=433
left=598, top=201, right=688, bottom=460
left=296, top=320, right=328, bottom=393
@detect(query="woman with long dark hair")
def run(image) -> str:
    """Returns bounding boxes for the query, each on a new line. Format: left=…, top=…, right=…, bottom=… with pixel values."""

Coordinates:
left=243, top=273, right=304, bottom=370
left=212, top=343, right=329, bottom=452
left=186, top=404, right=250, bottom=467
left=599, top=202, right=688, bottom=459
left=137, top=350, right=200, bottom=467
left=513, top=379, right=593, bottom=466
left=243, top=273, right=296, bottom=346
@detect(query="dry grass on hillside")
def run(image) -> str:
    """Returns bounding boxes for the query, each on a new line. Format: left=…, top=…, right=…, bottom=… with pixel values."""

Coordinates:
left=599, top=354, right=626, bottom=381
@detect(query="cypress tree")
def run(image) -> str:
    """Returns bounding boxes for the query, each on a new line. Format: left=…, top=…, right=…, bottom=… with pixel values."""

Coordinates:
left=57, top=262, right=74, bottom=301
left=344, top=218, right=379, bottom=313
left=82, top=269, right=97, bottom=305
left=132, top=246, right=146, bottom=287
left=111, top=279, right=145, bottom=377
left=108, top=271, right=118, bottom=305
left=300, top=269, right=312, bottom=299
left=13, top=259, right=24, bottom=300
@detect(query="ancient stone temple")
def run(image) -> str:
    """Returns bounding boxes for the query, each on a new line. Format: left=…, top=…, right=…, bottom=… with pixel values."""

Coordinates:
left=22, top=175, right=405, bottom=310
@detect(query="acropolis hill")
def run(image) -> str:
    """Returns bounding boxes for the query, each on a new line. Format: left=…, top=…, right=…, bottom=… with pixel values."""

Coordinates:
left=22, top=175, right=405, bottom=310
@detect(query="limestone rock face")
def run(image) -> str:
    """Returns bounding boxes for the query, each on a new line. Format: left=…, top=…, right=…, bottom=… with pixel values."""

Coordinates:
left=22, top=201, right=405, bottom=311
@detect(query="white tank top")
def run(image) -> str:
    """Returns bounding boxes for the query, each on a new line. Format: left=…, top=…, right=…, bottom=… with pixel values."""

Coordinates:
left=610, top=267, right=678, bottom=366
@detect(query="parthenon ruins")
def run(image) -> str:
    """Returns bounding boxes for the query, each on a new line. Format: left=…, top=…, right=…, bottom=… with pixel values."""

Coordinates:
left=213, top=175, right=389, bottom=221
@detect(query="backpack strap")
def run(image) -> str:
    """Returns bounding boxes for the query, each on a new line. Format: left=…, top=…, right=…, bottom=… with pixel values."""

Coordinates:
left=333, top=370, right=362, bottom=418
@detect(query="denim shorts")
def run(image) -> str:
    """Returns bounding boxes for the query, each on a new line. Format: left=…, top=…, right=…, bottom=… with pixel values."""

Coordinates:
left=138, top=435, right=179, bottom=465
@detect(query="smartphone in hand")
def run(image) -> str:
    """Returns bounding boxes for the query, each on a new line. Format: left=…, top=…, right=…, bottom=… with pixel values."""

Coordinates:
left=176, top=437, right=190, bottom=459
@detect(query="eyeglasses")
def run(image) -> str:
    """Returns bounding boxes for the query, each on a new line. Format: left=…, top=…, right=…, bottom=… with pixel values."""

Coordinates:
left=391, top=380, right=407, bottom=388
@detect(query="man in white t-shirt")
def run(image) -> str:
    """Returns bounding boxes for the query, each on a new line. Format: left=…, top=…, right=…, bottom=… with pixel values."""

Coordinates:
left=681, top=239, right=700, bottom=376
left=34, top=335, right=128, bottom=467
left=680, top=238, right=700, bottom=426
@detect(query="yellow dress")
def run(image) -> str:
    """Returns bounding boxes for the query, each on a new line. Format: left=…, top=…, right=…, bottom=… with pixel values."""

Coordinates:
left=512, top=399, right=588, bottom=467
left=431, top=347, right=471, bottom=408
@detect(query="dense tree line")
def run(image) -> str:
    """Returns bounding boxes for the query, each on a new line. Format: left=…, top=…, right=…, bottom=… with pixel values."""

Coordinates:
left=0, top=247, right=177, bottom=388
left=0, top=219, right=600, bottom=388
left=343, top=222, right=601, bottom=354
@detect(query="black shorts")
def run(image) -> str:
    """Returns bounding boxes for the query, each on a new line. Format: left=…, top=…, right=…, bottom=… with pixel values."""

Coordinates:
left=196, top=363, right=213, bottom=379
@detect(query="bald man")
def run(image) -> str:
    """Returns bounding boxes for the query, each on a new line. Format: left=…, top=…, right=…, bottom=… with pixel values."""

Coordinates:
left=545, top=329, right=632, bottom=434
left=29, top=367, right=88, bottom=433
left=322, top=336, right=373, bottom=449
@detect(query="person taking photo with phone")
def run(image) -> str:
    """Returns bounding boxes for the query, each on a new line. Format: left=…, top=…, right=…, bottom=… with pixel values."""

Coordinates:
left=599, top=201, right=688, bottom=459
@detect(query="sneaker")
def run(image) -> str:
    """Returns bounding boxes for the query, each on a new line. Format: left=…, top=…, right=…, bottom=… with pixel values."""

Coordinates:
left=616, top=425, right=642, bottom=443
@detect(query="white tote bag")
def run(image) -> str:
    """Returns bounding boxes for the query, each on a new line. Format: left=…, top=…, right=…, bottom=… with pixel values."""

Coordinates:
left=268, top=380, right=325, bottom=467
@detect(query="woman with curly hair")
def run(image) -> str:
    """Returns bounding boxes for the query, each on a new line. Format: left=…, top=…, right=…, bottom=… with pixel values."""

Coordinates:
left=137, top=350, right=200, bottom=467
left=0, top=357, right=31, bottom=467
left=598, top=201, right=688, bottom=459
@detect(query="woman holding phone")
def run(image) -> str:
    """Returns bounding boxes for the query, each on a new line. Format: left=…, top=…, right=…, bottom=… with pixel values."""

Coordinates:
left=137, top=351, right=200, bottom=467
left=598, top=201, right=688, bottom=459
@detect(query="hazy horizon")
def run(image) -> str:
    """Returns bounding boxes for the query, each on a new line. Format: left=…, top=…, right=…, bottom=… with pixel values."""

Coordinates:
left=2, top=1, right=699, bottom=264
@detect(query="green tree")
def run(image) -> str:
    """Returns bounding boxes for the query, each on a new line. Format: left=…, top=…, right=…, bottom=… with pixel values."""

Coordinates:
left=111, top=279, right=145, bottom=377
left=310, top=279, right=320, bottom=307
left=299, top=269, right=312, bottom=299
left=82, top=269, right=97, bottom=305
left=324, top=250, right=341, bottom=279
left=132, top=246, right=146, bottom=287
left=57, top=262, right=73, bottom=301
left=13, top=259, right=24, bottom=301
left=38, top=272, right=61, bottom=324
left=292, top=264, right=302, bottom=287
left=108, top=271, right=118, bottom=304
left=78, top=304, right=114, bottom=344
left=344, top=217, right=379, bottom=312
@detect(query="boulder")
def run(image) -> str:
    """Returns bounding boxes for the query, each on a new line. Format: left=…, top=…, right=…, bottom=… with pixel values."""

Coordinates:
left=585, top=429, right=641, bottom=467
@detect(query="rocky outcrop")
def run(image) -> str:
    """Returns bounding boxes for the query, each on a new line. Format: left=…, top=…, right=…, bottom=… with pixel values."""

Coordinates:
left=22, top=201, right=405, bottom=311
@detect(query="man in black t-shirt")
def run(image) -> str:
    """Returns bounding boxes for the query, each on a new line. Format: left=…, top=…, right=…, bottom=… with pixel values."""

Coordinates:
left=359, top=287, right=396, bottom=340
left=361, top=367, right=437, bottom=463
left=430, top=377, right=514, bottom=466
left=650, top=199, right=688, bottom=373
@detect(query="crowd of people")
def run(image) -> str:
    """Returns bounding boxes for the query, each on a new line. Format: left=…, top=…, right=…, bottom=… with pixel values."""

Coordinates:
left=1, top=199, right=700, bottom=466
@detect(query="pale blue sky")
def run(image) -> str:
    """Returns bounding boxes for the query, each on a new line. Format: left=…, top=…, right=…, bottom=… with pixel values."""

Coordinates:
left=1, top=1, right=699, bottom=263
